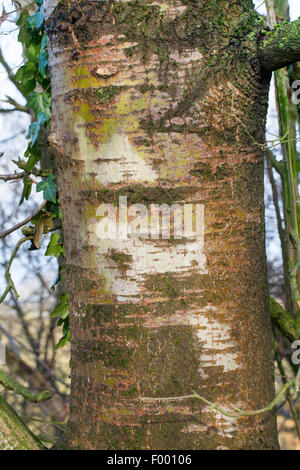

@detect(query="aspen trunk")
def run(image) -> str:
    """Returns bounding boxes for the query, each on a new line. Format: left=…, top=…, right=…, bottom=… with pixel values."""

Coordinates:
left=45, top=0, right=279, bottom=449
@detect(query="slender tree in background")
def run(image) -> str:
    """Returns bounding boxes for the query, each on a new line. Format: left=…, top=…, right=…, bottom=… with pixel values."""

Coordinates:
left=265, top=0, right=300, bottom=441
left=2, top=0, right=300, bottom=450
left=266, top=0, right=300, bottom=318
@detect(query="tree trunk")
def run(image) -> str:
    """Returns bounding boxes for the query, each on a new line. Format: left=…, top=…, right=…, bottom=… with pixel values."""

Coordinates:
left=45, top=0, right=279, bottom=449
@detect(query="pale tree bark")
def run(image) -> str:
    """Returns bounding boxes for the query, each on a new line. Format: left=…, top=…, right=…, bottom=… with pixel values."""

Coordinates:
left=43, top=0, right=300, bottom=450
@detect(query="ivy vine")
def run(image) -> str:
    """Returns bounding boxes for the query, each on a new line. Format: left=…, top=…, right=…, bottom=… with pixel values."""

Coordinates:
left=14, top=0, right=69, bottom=350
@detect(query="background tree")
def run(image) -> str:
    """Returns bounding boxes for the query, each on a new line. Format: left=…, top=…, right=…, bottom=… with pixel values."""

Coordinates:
left=264, top=0, right=300, bottom=444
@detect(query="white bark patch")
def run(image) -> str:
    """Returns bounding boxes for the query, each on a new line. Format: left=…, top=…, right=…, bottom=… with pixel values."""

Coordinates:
left=181, top=399, right=245, bottom=438
left=181, top=410, right=239, bottom=438
left=169, top=50, right=203, bottom=65
left=202, top=405, right=242, bottom=438
left=181, top=424, right=207, bottom=434
left=190, top=310, right=240, bottom=373
left=89, top=133, right=158, bottom=185
left=141, top=306, right=240, bottom=374
left=89, top=236, right=207, bottom=303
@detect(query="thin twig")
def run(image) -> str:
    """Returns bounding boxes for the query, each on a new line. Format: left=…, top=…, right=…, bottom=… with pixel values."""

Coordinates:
left=1, top=95, right=29, bottom=114
left=0, top=47, right=24, bottom=96
left=0, top=201, right=46, bottom=239
left=0, top=171, right=25, bottom=181
left=0, top=368, right=53, bottom=403
left=137, top=367, right=300, bottom=420
left=0, top=236, right=33, bottom=302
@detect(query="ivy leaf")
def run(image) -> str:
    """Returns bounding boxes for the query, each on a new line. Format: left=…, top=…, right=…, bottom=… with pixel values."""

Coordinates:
left=37, top=34, right=48, bottom=78
left=19, top=175, right=33, bottom=206
left=26, top=121, right=39, bottom=144
left=44, top=216, right=54, bottom=230
left=24, top=141, right=41, bottom=172
left=17, top=10, right=29, bottom=42
left=26, top=112, right=47, bottom=146
left=25, top=43, right=40, bottom=61
left=45, top=232, right=64, bottom=258
left=55, top=329, right=70, bottom=351
left=40, top=33, right=47, bottom=52
left=15, top=65, right=24, bottom=82
left=50, top=264, right=65, bottom=291
left=51, top=294, right=69, bottom=318
left=26, top=4, right=44, bottom=31
left=16, top=61, right=36, bottom=86
left=24, top=60, right=36, bottom=77
left=56, top=312, right=70, bottom=350
left=26, top=93, right=51, bottom=152
left=57, top=314, right=69, bottom=330
left=38, top=50, right=48, bottom=78
left=16, top=11, right=28, bottom=28
left=21, top=78, right=36, bottom=96
left=36, top=173, right=57, bottom=203
left=28, top=92, right=51, bottom=120
left=49, top=202, right=62, bottom=219
left=51, top=294, right=70, bottom=350
left=33, top=219, right=44, bottom=249
left=18, top=24, right=26, bottom=43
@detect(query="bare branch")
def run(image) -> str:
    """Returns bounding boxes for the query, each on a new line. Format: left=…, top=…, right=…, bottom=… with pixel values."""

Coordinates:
left=0, top=236, right=33, bottom=303
left=0, top=47, right=24, bottom=96
left=0, top=368, right=53, bottom=403
left=0, top=172, right=25, bottom=181
left=0, top=167, right=53, bottom=182
left=0, top=201, right=46, bottom=239
left=0, top=96, right=29, bottom=114
left=4, top=334, right=70, bottom=390
left=0, top=108, right=20, bottom=113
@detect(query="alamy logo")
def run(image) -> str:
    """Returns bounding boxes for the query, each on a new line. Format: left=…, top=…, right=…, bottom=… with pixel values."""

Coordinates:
left=292, top=80, right=300, bottom=105
left=95, top=196, right=205, bottom=243
left=291, top=340, right=300, bottom=365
